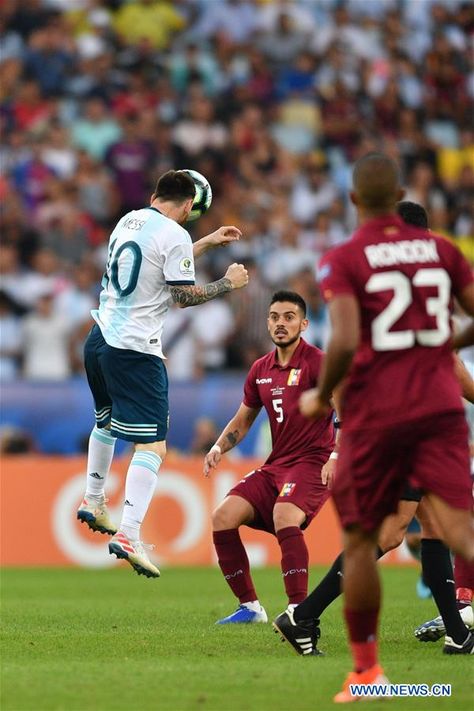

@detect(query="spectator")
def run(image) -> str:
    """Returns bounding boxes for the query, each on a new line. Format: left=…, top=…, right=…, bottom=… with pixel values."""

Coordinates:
left=172, top=95, right=228, bottom=164
left=22, top=290, right=72, bottom=380
left=0, top=0, right=472, bottom=394
left=106, top=117, right=154, bottom=212
left=12, top=138, right=55, bottom=216
left=190, top=418, right=219, bottom=456
left=0, top=426, right=35, bottom=454
left=290, top=154, right=340, bottom=224
left=0, top=291, right=23, bottom=381
left=23, top=24, right=74, bottom=97
left=75, top=150, right=117, bottom=225
left=113, top=0, right=185, bottom=51
left=193, top=296, right=236, bottom=373
left=71, top=96, right=121, bottom=161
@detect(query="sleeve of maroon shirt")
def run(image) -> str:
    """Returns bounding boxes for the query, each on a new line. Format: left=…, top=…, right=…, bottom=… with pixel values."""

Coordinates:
left=243, top=361, right=263, bottom=409
left=318, top=247, right=356, bottom=302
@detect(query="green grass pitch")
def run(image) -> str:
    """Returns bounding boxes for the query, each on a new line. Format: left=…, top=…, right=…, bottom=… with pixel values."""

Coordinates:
left=1, top=566, right=473, bottom=711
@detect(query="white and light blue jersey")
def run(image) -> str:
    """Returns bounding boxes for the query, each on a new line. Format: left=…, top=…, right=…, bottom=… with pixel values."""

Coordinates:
left=92, top=207, right=195, bottom=358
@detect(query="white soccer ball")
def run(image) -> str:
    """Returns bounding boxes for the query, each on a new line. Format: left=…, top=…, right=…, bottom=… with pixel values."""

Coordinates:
left=183, top=169, right=212, bottom=222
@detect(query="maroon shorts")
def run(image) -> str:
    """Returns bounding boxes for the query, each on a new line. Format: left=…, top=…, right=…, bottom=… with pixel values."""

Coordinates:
left=333, top=411, right=471, bottom=533
left=227, top=458, right=330, bottom=535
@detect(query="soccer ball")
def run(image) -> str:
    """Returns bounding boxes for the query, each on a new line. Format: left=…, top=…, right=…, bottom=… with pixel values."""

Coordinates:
left=183, top=169, right=212, bottom=222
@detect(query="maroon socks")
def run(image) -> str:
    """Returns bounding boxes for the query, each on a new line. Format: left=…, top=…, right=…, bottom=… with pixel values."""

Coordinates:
left=213, top=529, right=257, bottom=603
left=276, top=526, right=309, bottom=604
left=345, top=607, right=379, bottom=672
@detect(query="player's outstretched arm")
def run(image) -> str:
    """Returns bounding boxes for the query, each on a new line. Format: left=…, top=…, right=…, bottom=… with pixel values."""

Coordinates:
left=171, top=263, right=248, bottom=308
left=193, top=226, right=242, bottom=259
left=203, top=403, right=260, bottom=477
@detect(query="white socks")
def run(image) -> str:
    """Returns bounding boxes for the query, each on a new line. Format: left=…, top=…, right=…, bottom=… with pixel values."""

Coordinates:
left=120, top=451, right=162, bottom=542
left=242, top=601, right=262, bottom=613
left=85, top=426, right=116, bottom=500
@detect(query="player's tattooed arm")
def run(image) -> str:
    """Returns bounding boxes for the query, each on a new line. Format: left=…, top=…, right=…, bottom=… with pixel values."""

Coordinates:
left=225, top=429, right=240, bottom=448
left=216, top=404, right=260, bottom=454
left=204, top=403, right=259, bottom=476
left=170, top=278, right=232, bottom=307
left=172, top=263, right=249, bottom=307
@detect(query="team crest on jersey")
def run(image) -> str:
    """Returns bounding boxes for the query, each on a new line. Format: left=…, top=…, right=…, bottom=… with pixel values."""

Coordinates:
left=280, top=482, right=296, bottom=497
left=179, top=257, right=194, bottom=276
left=287, top=369, right=301, bottom=386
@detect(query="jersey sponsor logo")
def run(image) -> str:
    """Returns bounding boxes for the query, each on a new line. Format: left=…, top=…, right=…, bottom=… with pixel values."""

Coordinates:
left=256, top=378, right=272, bottom=384
left=287, top=368, right=301, bottom=386
left=279, top=482, right=296, bottom=497
left=364, top=239, right=439, bottom=269
left=179, top=257, right=194, bottom=276
left=122, top=217, right=145, bottom=231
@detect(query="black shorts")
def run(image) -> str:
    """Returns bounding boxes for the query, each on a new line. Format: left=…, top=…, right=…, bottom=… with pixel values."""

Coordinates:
left=84, top=325, right=169, bottom=443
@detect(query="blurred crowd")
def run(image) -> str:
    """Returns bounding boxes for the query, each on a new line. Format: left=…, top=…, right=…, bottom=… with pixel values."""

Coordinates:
left=1, top=0, right=473, bottom=383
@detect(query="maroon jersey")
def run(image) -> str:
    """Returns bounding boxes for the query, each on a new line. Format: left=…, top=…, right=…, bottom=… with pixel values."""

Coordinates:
left=243, top=338, right=335, bottom=468
left=319, top=214, right=474, bottom=430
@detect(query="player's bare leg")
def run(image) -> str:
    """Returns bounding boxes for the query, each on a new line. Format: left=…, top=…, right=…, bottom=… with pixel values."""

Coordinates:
left=333, top=525, right=389, bottom=702
left=378, top=500, right=418, bottom=552
left=212, top=495, right=267, bottom=623
left=423, top=494, right=474, bottom=562
left=108, top=440, right=165, bottom=578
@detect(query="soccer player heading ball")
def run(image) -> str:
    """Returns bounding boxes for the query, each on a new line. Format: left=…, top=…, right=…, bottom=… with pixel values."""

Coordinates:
left=297, top=152, right=474, bottom=702
left=77, top=169, right=248, bottom=577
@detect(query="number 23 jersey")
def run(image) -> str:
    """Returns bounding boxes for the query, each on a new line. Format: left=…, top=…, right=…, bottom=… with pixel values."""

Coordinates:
left=319, top=214, right=474, bottom=430
left=92, top=207, right=195, bottom=358
left=243, top=338, right=335, bottom=468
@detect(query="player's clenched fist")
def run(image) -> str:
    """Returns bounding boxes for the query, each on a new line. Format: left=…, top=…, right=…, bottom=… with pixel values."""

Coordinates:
left=225, top=263, right=249, bottom=290
left=203, top=445, right=222, bottom=477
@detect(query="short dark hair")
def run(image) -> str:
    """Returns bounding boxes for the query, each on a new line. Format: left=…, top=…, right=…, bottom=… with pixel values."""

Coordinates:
left=352, top=152, right=400, bottom=210
left=270, top=290, right=306, bottom=316
left=396, top=200, right=429, bottom=228
left=153, top=170, right=196, bottom=203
